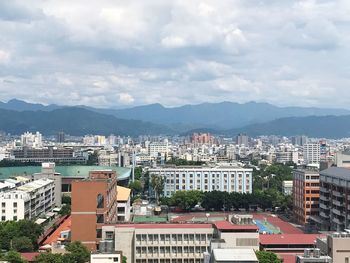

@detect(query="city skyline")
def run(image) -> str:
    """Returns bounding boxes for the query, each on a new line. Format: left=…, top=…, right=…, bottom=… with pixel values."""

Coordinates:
left=0, top=0, right=349, bottom=108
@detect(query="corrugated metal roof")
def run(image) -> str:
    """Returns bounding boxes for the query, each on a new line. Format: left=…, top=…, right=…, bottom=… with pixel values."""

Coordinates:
left=320, top=167, right=350, bottom=181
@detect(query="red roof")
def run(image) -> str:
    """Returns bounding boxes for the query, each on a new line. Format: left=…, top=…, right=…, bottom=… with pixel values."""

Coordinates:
left=115, top=223, right=213, bottom=229
left=21, top=252, right=40, bottom=262
left=259, top=234, right=325, bottom=245
left=277, top=253, right=298, bottom=263
left=214, top=221, right=259, bottom=231
left=43, top=216, right=71, bottom=245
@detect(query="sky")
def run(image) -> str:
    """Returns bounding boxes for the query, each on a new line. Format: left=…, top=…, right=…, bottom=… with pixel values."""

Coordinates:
left=0, top=0, right=349, bottom=108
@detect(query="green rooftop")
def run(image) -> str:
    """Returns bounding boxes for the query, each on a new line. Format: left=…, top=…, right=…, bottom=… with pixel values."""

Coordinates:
left=0, top=166, right=131, bottom=180
left=133, top=215, right=168, bottom=223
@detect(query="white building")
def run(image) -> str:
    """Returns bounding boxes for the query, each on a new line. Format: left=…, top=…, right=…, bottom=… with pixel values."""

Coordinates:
left=148, top=141, right=169, bottom=158
left=0, top=178, right=55, bottom=221
left=276, top=151, right=298, bottom=164
left=91, top=252, right=122, bottom=263
left=117, top=186, right=131, bottom=222
left=303, top=143, right=320, bottom=165
left=149, top=166, right=253, bottom=197
left=21, top=131, right=43, bottom=148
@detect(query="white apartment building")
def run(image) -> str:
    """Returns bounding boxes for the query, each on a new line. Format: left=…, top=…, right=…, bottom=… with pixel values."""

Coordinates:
left=0, top=178, right=55, bottom=221
left=21, top=131, right=43, bottom=148
left=148, top=142, right=169, bottom=158
left=117, top=186, right=131, bottom=222
left=149, top=166, right=253, bottom=197
left=303, top=143, right=320, bottom=165
left=275, top=151, right=298, bottom=164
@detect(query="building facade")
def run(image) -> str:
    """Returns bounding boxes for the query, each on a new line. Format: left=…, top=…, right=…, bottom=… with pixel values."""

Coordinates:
left=71, top=170, right=118, bottom=250
left=303, top=143, right=320, bottom=165
left=319, top=167, right=350, bottom=231
left=149, top=166, right=253, bottom=197
left=293, top=169, right=320, bottom=225
left=0, top=178, right=55, bottom=221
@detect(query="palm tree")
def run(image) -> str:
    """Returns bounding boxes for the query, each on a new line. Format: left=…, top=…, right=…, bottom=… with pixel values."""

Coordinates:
left=151, top=175, right=165, bottom=204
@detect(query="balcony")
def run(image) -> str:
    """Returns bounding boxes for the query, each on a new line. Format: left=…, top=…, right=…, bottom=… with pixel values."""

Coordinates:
left=320, top=187, right=330, bottom=193
left=319, top=203, right=329, bottom=210
left=320, top=211, right=329, bottom=219
left=332, top=199, right=343, bottom=207
left=319, top=195, right=330, bottom=202
left=332, top=217, right=345, bottom=226
left=332, top=208, right=343, bottom=216
left=332, top=190, right=344, bottom=198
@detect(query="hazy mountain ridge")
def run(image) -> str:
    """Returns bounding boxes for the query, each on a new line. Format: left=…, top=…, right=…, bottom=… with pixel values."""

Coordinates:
left=0, top=107, right=173, bottom=136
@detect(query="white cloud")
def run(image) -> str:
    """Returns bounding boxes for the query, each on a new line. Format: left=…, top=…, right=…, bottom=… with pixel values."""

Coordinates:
left=0, top=0, right=349, bottom=108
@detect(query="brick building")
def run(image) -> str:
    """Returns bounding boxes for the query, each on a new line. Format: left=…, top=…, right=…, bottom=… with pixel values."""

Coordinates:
left=293, top=169, right=320, bottom=225
left=71, top=170, right=118, bottom=250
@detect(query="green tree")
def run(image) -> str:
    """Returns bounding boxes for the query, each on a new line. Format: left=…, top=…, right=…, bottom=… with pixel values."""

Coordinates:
left=1, top=250, right=26, bottom=263
left=134, top=167, right=142, bottom=180
left=12, top=237, right=34, bottom=252
left=35, top=253, right=64, bottom=263
left=256, top=251, right=282, bottom=263
left=62, top=195, right=71, bottom=205
left=64, top=241, right=90, bottom=263
left=171, top=191, right=204, bottom=211
left=59, top=204, right=71, bottom=216
left=150, top=175, right=165, bottom=204
left=129, top=180, right=143, bottom=195
left=87, top=151, right=98, bottom=165
left=123, top=256, right=127, bottom=263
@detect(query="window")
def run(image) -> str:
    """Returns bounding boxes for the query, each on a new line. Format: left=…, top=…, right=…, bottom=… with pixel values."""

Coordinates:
left=106, top=231, right=114, bottom=239
left=1, top=203, right=5, bottom=208
left=13, top=216, right=17, bottom=221
left=13, top=203, right=17, bottom=208
left=96, top=214, right=104, bottom=223
left=1, top=216, right=5, bottom=221
left=97, top=194, right=104, bottom=209
left=96, top=229, right=102, bottom=238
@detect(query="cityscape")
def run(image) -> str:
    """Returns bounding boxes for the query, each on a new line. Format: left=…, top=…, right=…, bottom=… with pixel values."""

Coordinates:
left=1, top=1, right=350, bottom=263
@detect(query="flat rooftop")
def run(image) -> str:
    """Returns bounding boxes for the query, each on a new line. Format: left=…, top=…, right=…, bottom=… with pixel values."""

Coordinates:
left=213, top=248, right=258, bottom=262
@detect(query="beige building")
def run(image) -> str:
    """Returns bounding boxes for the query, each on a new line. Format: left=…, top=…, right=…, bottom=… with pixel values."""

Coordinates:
left=327, top=233, right=350, bottom=263
left=99, top=219, right=259, bottom=263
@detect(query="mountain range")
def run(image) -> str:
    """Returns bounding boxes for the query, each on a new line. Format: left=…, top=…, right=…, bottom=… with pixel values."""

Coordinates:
left=0, top=99, right=350, bottom=138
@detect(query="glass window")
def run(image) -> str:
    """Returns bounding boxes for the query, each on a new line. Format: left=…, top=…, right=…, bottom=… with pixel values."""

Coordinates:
left=97, top=194, right=104, bottom=208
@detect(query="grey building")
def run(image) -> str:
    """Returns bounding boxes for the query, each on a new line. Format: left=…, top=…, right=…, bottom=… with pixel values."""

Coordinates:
left=319, top=167, right=350, bottom=231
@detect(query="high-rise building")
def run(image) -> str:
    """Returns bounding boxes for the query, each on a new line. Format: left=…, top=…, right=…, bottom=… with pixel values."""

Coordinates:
left=71, top=170, right=118, bottom=250
left=191, top=133, right=215, bottom=145
left=149, top=166, right=253, bottom=197
left=291, top=136, right=308, bottom=146
left=303, top=143, right=321, bottom=165
left=57, top=132, right=65, bottom=143
left=293, top=169, right=320, bottom=225
left=21, top=131, right=43, bottom=148
left=319, top=167, right=350, bottom=231
left=236, top=134, right=249, bottom=146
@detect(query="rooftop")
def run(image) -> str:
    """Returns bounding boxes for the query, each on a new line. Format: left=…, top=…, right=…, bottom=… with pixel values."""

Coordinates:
left=214, top=221, right=259, bottom=231
left=117, top=186, right=131, bottom=202
left=320, top=167, right=350, bottom=181
left=213, top=248, right=258, bottom=261
left=114, top=223, right=213, bottom=229
left=0, top=165, right=131, bottom=181
left=260, top=234, right=325, bottom=245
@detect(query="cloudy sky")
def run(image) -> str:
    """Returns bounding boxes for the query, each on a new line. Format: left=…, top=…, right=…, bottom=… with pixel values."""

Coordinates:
left=0, top=0, right=349, bottom=108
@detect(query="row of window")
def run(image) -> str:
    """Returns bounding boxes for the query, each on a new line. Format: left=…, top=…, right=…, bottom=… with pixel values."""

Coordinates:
left=136, top=246, right=208, bottom=255
left=136, top=258, right=203, bottom=263
left=136, top=234, right=212, bottom=242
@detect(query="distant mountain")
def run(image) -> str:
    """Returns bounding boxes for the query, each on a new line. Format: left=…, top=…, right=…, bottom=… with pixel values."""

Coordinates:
left=227, top=115, right=350, bottom=138
left=2, top=99, right=350, bottom=132
left=0, top=99, right=61, bottom=111
left=110, top=101, right=350, bottom=129
left=0, top=107, right=173, bottom=136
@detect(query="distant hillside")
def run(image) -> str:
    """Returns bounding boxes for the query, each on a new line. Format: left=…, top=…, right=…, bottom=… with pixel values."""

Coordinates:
left=111, top=101, right=350, bottom=129
left=0, top=99, right=61, bottom=111
left=0, top=107, right=173, bottom=136
left=1, top=99, right=350, bottom=130
left=227, top=115, right=350, bottom=138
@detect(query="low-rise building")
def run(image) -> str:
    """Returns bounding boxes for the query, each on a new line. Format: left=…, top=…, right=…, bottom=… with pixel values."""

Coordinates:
left=211, top=248, right=258, bottom=263
left=149, top=166, right=253, bottom=197
left=116, top=186, right=131, bottom=222
left=282, top=181, right=293, bottom=195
